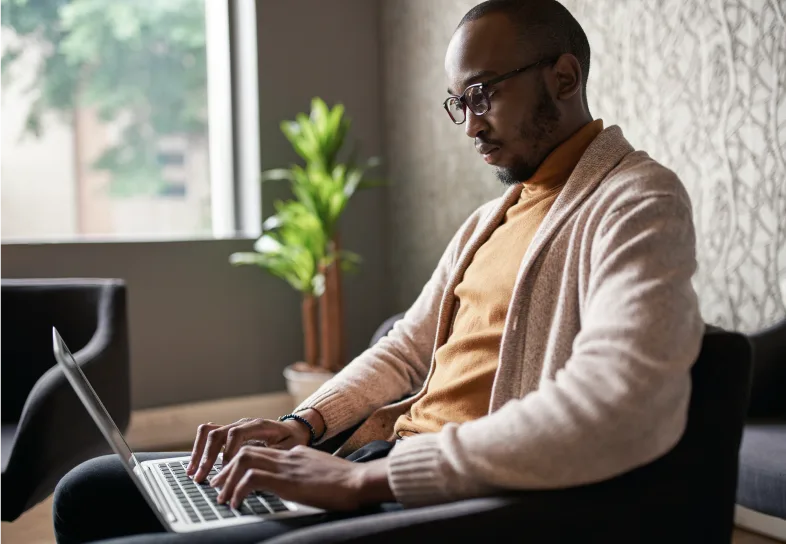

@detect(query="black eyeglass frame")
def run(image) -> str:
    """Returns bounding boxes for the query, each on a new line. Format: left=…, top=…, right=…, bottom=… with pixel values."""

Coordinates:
left=443, top=55, right=562, bottom=125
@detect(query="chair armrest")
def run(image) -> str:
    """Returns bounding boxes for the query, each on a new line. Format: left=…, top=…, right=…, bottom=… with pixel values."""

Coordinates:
left=264, top=483, right=709, bottom=544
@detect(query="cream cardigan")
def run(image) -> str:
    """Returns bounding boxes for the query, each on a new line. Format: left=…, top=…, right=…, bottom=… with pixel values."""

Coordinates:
left=296, top=126, right=704, bottom=507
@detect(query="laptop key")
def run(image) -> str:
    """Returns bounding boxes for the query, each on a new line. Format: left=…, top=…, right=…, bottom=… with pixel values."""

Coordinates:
left=250, top=501, right=270, bottom=514
left=215, top=505, right=234, bottom=517
left=267, top=499, right=289, bottom=512
left=238, top=502, right=254, bottom=516
left=182, top=506, right=197, bottom=518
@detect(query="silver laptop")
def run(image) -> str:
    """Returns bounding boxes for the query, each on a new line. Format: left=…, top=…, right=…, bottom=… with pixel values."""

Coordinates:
left=53, top=327, right=323, bottom=533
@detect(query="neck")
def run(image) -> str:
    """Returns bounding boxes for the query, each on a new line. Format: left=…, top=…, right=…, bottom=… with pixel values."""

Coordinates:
left=538, top=113, right=594, bottom=164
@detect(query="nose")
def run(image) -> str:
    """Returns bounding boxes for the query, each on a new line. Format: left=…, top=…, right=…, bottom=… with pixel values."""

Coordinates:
left=464, top=109, right=488, bottom=139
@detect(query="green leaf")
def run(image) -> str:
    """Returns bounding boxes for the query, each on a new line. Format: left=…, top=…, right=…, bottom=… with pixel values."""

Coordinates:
left=343, top=167, right=364, bottom=198
left=260, top=168, right=295, bottom=183
left=229, top=252, right=265, bottom=266
left=230, top=96, right=388, bottom=293
left=310, top=97, right=329, bottom=136
left=357, top=178, right=388, bottom=190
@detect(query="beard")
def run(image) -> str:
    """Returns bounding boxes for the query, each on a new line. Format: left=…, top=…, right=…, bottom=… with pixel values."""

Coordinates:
left=495, top=78, right=562, bottom=186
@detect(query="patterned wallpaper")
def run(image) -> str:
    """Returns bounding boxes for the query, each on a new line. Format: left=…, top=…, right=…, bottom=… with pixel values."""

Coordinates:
left=381, top=0, right=786, bottom=332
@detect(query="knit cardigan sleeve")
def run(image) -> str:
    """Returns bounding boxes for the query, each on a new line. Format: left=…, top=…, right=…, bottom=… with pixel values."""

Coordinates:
left=292, top=204, right=491, bottom=443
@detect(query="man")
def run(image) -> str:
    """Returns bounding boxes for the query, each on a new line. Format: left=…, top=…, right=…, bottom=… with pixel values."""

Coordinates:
left=53, top=0, right=703, bottom=542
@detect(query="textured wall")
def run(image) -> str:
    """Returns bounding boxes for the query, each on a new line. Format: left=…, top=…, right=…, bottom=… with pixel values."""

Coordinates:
left=381, top=0, right=786, bottom=332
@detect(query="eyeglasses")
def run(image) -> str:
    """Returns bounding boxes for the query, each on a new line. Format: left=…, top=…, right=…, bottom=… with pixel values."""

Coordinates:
left=443, top=56, right=560, bottom=125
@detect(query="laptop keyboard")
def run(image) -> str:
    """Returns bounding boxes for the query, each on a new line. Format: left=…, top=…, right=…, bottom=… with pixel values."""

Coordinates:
left=159, top=461, right=291, bottom=523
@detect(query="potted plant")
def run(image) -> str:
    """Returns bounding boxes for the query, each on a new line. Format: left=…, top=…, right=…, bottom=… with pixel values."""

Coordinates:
left=230, top=98, right=381, bottom=404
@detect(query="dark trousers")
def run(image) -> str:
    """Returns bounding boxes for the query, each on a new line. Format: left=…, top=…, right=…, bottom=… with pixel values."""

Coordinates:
left=53, top=441, right=398, bottom=544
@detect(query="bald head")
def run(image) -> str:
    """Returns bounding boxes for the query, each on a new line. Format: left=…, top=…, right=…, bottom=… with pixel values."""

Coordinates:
left=458, top=0, right=591, bottom=109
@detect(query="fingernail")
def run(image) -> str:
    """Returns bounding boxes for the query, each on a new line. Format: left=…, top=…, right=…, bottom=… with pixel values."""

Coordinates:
left=217, top=494, right=224, bottom=504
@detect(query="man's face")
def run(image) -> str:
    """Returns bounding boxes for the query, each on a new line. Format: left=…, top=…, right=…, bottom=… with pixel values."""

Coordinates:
left=445, top=14, right=562, bottom=185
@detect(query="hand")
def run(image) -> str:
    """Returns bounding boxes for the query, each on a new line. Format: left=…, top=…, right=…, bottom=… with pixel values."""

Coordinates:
left=187, top=417, right=311, bottom=482
left=210, top=445, right=394, bottom=511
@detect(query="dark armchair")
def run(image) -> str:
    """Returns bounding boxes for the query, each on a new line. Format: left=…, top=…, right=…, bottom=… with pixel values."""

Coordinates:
left=268, top=318, right=752, bottom=543
left=1, top=279, right=131, bottom=521
left=735, top=317, right=786, bottom=539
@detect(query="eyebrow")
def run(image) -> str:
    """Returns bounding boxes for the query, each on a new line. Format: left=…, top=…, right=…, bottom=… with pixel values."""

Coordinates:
left=447, top=70, right=499, bottom=96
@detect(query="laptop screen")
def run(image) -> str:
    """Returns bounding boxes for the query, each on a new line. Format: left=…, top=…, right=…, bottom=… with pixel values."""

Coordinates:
left=52, top=328, right=141, bottom=472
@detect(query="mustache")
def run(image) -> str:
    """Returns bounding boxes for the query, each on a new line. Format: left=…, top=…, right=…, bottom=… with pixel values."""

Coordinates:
left=475, top=135, right=502, bottom=147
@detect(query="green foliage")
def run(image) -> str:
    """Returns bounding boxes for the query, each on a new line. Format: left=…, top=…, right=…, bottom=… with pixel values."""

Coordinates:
left=265, top=97, right=383, bottom=238
left=231, top=98, right=379, bottom=294
left=1, top=0, right=207, bottom=196
left=230, top=200, right=329, bottom=296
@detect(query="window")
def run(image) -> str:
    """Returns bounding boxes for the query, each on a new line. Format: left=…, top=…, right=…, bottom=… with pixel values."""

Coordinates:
left=0, top=0, right=258, bottom=242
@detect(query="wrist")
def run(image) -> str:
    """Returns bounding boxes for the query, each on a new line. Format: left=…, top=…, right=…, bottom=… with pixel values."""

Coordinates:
left=353, top=459, right=395, bottom=505
left=280, top=419, right=312, bottom=446
left=294, top=408, right=327, bottom=441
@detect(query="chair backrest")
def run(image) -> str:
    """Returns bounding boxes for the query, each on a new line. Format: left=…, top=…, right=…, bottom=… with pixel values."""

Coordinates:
left=583, top=326, right=753, bottom=541
left=1, top=280, right=109, bottom=423
left=747, top=318, right=786, bottom=418
left=368, top=313, right=406, bottom=349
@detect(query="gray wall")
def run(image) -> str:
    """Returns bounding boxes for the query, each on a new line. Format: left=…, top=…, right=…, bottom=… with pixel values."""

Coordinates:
left=2, top=0, right=389, bottom=410
left=381, top=0, right=786, bottom=332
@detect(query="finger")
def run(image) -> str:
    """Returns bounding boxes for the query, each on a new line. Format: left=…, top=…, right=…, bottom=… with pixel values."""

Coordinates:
left=215, top=446, right=276, bottom=503
left=215, top=446, right=267, bottom=498
left=194, top=420, right=245, bottom=482
left=212, top=445, right=280, bottom=488
left=223, top=419, right=272, bottom=462
left=187, top=423, right=219, bottom=475
left=231, top=469, right=279, bottom=509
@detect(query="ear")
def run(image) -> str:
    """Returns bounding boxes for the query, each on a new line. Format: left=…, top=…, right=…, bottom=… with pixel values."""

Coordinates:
left=552, top=54, right=582, bottom=100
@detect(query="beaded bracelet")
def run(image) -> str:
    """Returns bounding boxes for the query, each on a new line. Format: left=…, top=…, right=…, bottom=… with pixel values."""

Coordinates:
left=278, top=413, right=322, bottom=446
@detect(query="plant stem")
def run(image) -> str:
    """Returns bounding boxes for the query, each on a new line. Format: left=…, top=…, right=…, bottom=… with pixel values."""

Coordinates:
left=302, top=294, right=319, bottom=367
left=331, top=233, right=346, bottom=370
left=319, top=261, right=334, bottom=372
left=318, top=236, right=346, bottom=373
